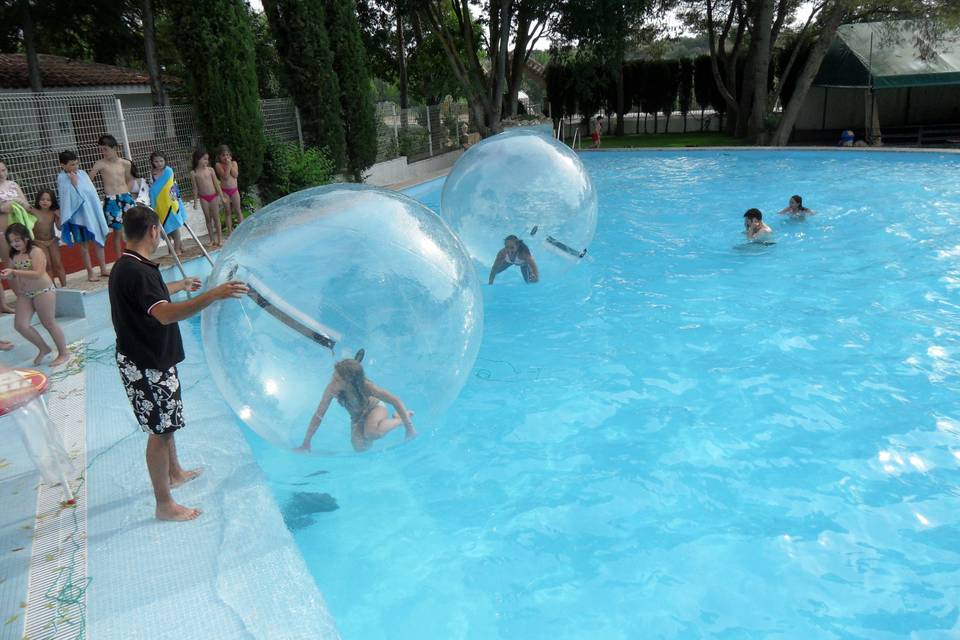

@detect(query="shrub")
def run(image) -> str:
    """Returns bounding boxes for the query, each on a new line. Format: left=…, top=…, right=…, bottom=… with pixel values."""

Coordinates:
left=398, top=127, right=428, bottom=157
left=258, top=138, right=336, bottom=204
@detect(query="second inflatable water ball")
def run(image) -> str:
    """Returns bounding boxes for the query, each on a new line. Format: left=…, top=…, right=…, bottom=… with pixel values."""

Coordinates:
left=441, top=129, right=598, bottom=284
left=201, top=184, right=483, bottom=455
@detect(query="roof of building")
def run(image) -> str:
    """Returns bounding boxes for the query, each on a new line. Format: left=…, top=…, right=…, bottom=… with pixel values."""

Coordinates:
left=0, top=53, right=167, bottom=89
left=815, top=21, right=960, bottom=89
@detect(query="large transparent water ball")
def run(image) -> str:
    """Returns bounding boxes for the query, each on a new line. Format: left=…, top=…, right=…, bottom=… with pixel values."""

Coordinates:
left=201, top=184, right=483, bottom=455
left=441, top=128, right=598, bottom=283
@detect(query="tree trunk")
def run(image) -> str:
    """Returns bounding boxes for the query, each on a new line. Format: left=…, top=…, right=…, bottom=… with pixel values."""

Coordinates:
left=653, top=112, right=658, bottom=133
left=21, top=0, right=41, bottom=92
left=506, top=11, right=531, bottom=117
left=770, top=0, right=847, bottom=146
left=663, top=110, right=669, bottom=133
left=615, top=63, right=625, bottom=136
left=700, top=107, right=704, bottom=131
left=397, top=8, right=409, bottom=129
left=142, top=0, right=167, bottom=106
left=747, top=0, right=775, bottom=143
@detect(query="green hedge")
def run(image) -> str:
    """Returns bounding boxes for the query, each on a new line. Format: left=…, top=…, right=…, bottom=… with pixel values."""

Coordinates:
left=259, top=138, right=337, bottom=205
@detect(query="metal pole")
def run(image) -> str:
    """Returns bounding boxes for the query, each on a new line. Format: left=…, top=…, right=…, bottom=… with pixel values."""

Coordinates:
left=867, top=32, right=875, bottom=144
left=180, top=221, right=215, bottom=267
left=158, top=225, right=190, bottom=293
left=115, top=98, right=133, bottom=160
left=392, top=104, right=399, bottom=150
left=294, top=106, right=304, bottom=150
left=426, top=105, right=434, bottom=157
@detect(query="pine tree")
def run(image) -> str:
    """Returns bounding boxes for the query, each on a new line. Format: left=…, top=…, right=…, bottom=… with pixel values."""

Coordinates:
left=262, top=0, right=347, bottom=169
left=325, top=0, right=379, bottom=181
left=168, top=0, right=265, bottom=189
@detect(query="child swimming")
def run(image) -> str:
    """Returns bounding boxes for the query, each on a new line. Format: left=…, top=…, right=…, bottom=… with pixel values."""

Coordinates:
left=489, top=235, right=540, bottom=284
left=297, top=356, right=416, bottom=453
left=743, top=208, right=774, bottom=243
left=777, top=195, right=815, bottom=218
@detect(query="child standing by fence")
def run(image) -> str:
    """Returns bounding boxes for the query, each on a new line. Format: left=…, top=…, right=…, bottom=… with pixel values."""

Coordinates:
left=149, top=151, right=185, bottom=255
left=215, top=145, right=243, bottom=234
left=2, top=223, right=69, bottom=366
left=0, top=160, right=32, bottom=312
left=57, top=150, right=111, bottom=282
left=30, top=190, right=67, bottom=288
left=191, top=149, right=227, bottom=248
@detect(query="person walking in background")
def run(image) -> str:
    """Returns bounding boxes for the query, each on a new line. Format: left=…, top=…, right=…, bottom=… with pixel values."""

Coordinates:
left=215, top=145, right=243, bottom=234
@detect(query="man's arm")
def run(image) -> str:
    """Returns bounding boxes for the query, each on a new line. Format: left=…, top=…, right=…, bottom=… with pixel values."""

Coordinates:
left=88, top=161, right=102, bottom=183
left=166, top=277, right=201, bottom=295
left=150, top=281, right=247, bottom=325
left=489, top=251, right=508, bottom=284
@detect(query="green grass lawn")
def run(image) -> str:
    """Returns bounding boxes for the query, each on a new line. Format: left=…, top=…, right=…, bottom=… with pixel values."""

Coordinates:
left=564, top=131, right=745, bottom=149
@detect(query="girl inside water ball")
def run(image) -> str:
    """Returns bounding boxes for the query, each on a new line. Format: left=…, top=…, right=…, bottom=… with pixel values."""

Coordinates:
left=297, top=352, right=416, bottom=453
left=489, top=234, right=539, bottom=284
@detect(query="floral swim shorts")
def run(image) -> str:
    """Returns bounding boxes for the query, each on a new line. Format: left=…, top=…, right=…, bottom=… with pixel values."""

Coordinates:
left=116, top=351, right=184, bottom=435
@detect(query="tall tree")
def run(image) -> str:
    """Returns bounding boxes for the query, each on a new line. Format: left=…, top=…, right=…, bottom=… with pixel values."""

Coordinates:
left=141, top=0, right=166, bottom=105
left=326, top=0, right=379, bottom=179
left=678, top=57, right=693, bottom=132
left=693, top=54, right=712, bottom=130
left=263, top=0, right=347, bottom=167
left=410, top=0, right=558, bottom=137
left=554, top=0, right=660, bottom=136
left=169, top=0, right=265, bottom=189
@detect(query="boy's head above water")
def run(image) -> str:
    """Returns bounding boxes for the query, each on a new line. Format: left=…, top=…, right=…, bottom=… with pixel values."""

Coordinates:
left=744, top=208, right=763, bottom=224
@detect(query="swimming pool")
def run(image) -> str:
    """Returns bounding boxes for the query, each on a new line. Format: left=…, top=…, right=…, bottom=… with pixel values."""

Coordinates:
left=78, top=148, right=960, bottom=639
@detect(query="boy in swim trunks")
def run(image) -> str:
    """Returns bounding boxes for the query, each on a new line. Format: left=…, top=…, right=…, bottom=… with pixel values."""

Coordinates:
left=743, top=208, right=774, bottom=243
left=89, top=134, right=134, bottom=264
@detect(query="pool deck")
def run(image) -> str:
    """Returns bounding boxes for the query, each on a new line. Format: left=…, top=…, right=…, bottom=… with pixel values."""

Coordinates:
left=0, top=253, right=340, bottom=639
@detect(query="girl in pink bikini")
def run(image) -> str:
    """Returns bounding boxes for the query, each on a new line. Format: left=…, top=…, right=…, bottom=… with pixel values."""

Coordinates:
left=215, top=145, right=243, bottom=235
left=190, top=149, right=228, bottom=248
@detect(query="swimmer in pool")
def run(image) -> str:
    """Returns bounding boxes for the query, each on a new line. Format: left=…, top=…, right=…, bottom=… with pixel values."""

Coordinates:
left=744, top=208, right=773, bottom=243
left=489, top=235, right=540, bottom=284
left=777, top=194, right=815, bottom=218
left=296, top=357, right=416, bottom=453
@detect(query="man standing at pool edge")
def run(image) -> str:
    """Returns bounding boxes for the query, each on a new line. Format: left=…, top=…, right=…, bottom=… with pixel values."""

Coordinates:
left=109, top=205, right=247, bottom=521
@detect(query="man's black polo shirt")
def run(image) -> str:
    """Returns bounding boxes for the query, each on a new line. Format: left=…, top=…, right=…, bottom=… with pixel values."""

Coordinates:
left=108, top=250, right=185, bottom=370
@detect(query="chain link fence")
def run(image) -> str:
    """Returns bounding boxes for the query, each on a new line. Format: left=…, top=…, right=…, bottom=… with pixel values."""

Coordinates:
left=0, top=92, right=300, bottom=202
left=375, top=100, right=470, bottom=163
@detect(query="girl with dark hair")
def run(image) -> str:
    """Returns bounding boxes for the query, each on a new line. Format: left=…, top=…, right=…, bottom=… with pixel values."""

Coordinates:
left=489, top=234, right=540, bottom=284
left=778, top=195, right=815, bottom=218
left=30, top=190, right=67, bottom=287
left=298, top=356, right=416, bottom=453
left=1, top=223, right=68, bottom=366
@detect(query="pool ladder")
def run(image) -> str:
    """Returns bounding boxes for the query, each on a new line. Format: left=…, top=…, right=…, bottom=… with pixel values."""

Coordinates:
left=555, top=121, right=582, bottom=150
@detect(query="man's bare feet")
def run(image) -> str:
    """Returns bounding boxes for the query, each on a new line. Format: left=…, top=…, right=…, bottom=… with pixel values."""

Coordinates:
left=86, top=269, right=99, bottom=282
left=50, top=353, right=70, bottom=367
left=156, top=500, right=201, bottom=521
left=100, top=269, right=111, bottom=278
left=33, top=347, right=51, bottom=366
left=169, top=467, right=203, bottom=489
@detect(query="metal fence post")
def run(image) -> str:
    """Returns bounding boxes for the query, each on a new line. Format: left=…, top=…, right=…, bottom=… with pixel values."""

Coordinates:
left=115, top=98, right=133, bottom=160
left=392, top=104, right=399, bottom=150
left=294, top=106, right=304, bottom=150
left=426, top=106, right=434, bottom=157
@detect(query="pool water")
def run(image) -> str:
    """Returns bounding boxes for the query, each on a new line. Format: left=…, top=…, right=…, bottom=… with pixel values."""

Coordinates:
left=247, top=150, right=960, bottom=638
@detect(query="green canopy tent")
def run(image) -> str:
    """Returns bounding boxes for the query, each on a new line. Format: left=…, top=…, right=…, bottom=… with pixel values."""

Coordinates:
left=812, top=21, right=960, bottom=142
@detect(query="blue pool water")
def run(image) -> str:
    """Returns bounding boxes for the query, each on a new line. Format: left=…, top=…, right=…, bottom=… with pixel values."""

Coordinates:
left=248, top=150, right=960, bottom=638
